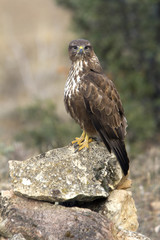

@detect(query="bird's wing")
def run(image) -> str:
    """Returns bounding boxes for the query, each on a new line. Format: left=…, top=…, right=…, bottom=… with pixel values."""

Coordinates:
left=82, top=71, right=129, bottom=175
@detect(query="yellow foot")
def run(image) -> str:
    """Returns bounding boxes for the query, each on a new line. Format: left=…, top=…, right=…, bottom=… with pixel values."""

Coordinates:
left=78, top=134, right=93, bottom=151
left=72, top=130, right=86, bottom=145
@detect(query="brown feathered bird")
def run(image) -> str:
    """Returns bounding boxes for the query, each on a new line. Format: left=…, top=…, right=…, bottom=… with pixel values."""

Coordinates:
left=64, top=39, right=129, bottom=175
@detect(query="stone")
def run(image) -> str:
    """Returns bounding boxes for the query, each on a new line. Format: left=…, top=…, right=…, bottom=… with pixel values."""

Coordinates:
left=0, top=191, right=115, bottom=240
left=3, top=142, right=151, bottom=239
left=154, top=225, right=160, bottom=234
left=0, top=191, right=151, bottom=240
left=9, top=233, right=26, bottom=240
left=117, top=229, right=151, bottom=240
left=105, top=190, right=139, bottom=231
left=9, top=142, right=123, bottom=202
left=150, top=201, right=160, bottom=215
left=76, top=190, right=139, bottom=232
left=0, top=154, right=10, bottom=191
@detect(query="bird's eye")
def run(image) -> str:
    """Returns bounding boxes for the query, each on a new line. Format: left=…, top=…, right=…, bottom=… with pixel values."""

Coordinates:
left=72, top=46, right=78, bottom=50
left=84, top=46, right=90, bottom=50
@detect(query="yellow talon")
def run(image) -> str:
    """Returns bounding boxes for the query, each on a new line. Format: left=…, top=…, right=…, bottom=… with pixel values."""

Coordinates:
left=72, top=131, right=93, bottom=150
left=72, top=130, right=86, bottom=145
left=78, top=134, right=93, bottom=151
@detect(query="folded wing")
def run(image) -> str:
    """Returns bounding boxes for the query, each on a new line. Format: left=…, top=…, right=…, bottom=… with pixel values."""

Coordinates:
left=82, top=71, right=129, bottom=175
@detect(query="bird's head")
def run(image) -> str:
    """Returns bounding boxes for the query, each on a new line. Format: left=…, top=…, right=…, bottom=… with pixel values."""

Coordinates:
left=68, top=39, right=94, bottom=62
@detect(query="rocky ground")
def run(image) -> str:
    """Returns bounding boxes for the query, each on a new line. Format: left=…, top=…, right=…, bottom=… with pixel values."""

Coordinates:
left=0, top=141, right=153, bottom=240
left=0, top=142, right=159, bottom=239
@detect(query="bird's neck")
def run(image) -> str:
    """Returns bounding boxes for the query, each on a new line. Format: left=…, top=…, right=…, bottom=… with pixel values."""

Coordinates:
left=71, top=54, right=103, bottom=75
left=72, top=59, right=88, bottom=74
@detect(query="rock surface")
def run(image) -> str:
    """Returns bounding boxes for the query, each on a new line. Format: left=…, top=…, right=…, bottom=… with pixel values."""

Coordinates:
left=71, top=190, right=139, bottom=232
left=0, top=142, right=151, bottom=240
left=105, top=190, right=138, bottom=231
left=0, top=154, right=10, bottom=191
left=0, top=191, right=151, bottom=240
left=0, top=191, right=115, bottom=240
left=9, top=233, right=26, bottom=240
left=9, top=142, right=123, bottom=202
left=117, top=230, right=151, bottom=240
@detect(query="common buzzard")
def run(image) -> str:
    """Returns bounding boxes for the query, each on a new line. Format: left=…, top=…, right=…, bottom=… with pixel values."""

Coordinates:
left=64, top=39, right=129, bottom=176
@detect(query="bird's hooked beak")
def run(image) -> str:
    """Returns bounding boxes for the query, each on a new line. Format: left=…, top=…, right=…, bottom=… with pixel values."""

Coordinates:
left=77, top=46, right=85, bottom=55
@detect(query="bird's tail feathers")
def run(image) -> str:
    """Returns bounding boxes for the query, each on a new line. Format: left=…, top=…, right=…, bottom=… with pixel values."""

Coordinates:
left=111, top=139, right=129, bottom=176
left=100, top=129, right=129, bottom=176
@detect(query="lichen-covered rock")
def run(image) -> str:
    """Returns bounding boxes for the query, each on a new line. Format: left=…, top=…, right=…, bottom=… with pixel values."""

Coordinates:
left=9, top=142, right=123, bottom=202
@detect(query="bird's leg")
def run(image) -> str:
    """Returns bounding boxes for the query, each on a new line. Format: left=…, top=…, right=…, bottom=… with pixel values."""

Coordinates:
left=78, top=133, right=93, bottom=151
left=72, top=130, right=86, bottom=145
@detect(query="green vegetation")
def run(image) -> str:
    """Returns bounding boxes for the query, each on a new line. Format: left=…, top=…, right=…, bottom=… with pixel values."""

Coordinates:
left=14, top=100, right=81, bottom=152
left=0, top=143, right=14, bottom=157
left=56, top=0, right=160, bottom=145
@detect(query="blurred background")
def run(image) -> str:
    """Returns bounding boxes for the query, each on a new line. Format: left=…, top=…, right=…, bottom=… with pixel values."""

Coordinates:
left=0, top=0, right=160, bottom=239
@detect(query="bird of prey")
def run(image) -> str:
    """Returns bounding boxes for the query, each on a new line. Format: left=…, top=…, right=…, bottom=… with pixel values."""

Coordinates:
left=64, top=39, right=129, bottom=176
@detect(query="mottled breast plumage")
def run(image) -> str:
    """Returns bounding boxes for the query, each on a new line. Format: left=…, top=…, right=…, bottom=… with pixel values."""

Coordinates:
left=64, top=60, right=83, bottom=99
left=64, top=59, right=87, bottom=126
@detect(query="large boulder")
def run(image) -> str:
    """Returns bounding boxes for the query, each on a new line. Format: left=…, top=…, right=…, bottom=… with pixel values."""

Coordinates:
left=9, top=142, right=124, bottom=202
left=0, top=191, right=115, bottom=240
left=0, top=141, right=151, bottom=240
left=0, top=191, right=150, bottom=240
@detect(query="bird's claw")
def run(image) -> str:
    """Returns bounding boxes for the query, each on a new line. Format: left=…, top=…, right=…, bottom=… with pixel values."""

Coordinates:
left=72, top=131, right=93, bottom=151
left=72, top=131, right=86, bottom=146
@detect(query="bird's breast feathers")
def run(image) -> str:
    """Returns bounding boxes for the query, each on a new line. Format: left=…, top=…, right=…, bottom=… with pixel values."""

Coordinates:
left=64, top=59, right=88, bottom=98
